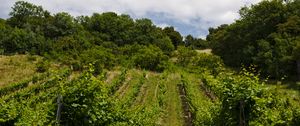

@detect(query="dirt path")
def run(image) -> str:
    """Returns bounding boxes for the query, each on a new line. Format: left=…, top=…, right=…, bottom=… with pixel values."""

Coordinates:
left=132, top=72, right=157, bottom=106
left=105, top=71, right=120, bottom=84
left=114, top=71, right=132, bottom=98
left=132, top=81, right=148, bottom=105
left=200, top=82, right=217, bottom=101
left=116, top=76, right=132, bottom=99
left=178, top=84, right=193, bottom=126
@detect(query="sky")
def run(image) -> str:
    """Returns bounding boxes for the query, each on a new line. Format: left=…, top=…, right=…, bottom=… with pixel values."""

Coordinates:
left=0, top=0, right=261, bottom=38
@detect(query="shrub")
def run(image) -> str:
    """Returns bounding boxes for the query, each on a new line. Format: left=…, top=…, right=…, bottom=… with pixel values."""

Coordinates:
left=70, top=60, right=82, bottom=71
left=79, top=46, right=116, bottom=71
left=36, top=60, right=49, bottom=73
left=189, top=53, right=224, bottom=75
left=175, top=46, right=197, bottom=66
left=132, top=45, right=168, bottom=71
left=61, top=66, right=114, bottom=125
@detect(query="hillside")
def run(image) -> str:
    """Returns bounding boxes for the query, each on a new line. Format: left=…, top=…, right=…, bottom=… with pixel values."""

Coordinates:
left=1, top=53, right=300, bottom=125
left=1, top=0, right=300, bottom=126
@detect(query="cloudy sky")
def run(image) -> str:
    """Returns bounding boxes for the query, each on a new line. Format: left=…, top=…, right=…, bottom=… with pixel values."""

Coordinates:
left=0, top=0, right=261, bottom=38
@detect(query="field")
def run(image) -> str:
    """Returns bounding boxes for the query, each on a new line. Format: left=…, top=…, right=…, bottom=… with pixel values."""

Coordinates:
left=1, top=55, right=299, bottom=126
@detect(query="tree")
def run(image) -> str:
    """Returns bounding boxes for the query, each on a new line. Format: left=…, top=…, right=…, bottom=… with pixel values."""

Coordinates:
left=152, top=36, right=175, bottom=55
left=208, top=0, right=300, bottom=79
left=294, top=42, right=300, bottom=81
left=1, top=28, right=45, bottom=54
left=45, top=12, right=78, bottom=38
left=185, top=34, right=209, bottom=49
left=163, top=27, right=183, bottom=49
left=88, top=12, right=134, bottom=45
left=7, top=1, right=50, bottom=29
left=133, top=18, right=156, bottom=45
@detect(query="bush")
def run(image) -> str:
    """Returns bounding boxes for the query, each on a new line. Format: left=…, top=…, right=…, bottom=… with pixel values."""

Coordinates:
left=70, top=60, right=82, bottom=71
left=175, top=46, right=197, bottom=66
left=189, top=53, right=224, bottom=75
left=61, top=66, right=114, bottom=125
left=36, top=60, right=49, bottom=73
left=132, top=45, right=168, bottom=71
left=79, top=46, right=116, bottom=71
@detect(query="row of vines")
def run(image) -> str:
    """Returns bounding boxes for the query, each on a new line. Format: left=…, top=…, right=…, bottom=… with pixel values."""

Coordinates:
left=177, top=50, right=300, bottom=126
left=0, top=65, right=175, bottom=125
left=1, top=50, right=300, bottom=125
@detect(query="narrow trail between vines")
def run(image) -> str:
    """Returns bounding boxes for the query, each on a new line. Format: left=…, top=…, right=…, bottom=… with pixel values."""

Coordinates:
left=178, top=83, right=193, bottom=126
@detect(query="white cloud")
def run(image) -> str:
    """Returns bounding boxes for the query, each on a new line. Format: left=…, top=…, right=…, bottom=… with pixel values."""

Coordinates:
left=0, top=0, right=262, bottom=37
left=156, top=23, right=170, bottom=29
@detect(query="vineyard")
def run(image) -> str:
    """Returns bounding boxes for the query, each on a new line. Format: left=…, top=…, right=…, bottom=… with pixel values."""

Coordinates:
left=1, top=1, right=300, bottom=125
left=0, top=54, right=300, bottom=126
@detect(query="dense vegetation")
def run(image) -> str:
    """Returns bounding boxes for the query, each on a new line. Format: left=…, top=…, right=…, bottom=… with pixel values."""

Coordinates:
left=207, top=0, right=300, bottom=80
left=0, top=0, right=300, bottom=126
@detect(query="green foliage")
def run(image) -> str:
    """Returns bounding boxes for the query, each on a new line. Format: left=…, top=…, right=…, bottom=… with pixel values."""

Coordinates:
left=36, top=60, right=49, bottom=73
left=108, top=68, right=127, bottom=95
left=1, top=1, right=300, bottom=125
left=1, top=28, right=46, bottom=54
left=0, top=79, right=31, bottom=97
left=61, top=67, right=113, bottom=125
left=180, top=73, right=219, bottom=125
left=45, top=12, right=79, bottom=38
left=132, top=45, right=168, bottom=71
left=185, top=34, right=210, bottom=49
left=1, top=1, right=182, bottom=69
left=209, top=0, right=300, bottom=79
left=189, top=53, right=224, bottom=75
left=79, top=46, right=116, bottom=71
left=152, top=36, right=175, bottom=55
left=163, top=27, right=183, bottom=49
left=200, top=69, right=300, bottom=125
left=8, top=1, right=50, bottom=28
left=0, top=69, right=71, bottom=125
left=175, top=46, right=197, bottom=66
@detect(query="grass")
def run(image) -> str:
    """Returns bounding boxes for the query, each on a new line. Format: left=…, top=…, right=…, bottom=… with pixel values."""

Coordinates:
left=161, top=72, right=184, bottom=126
left=195, top=49, right=212, bottom=54
left=0, top=55, right=40, bottom=87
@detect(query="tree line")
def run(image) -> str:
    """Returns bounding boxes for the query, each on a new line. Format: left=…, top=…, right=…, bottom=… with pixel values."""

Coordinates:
left=1, top=0, right=299, bottom=80
left=207, top=0, right=300, bottom=80
left=0, top=1, right=210, bottom=72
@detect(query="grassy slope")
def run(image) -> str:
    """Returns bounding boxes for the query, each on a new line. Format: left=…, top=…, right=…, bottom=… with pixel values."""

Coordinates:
left=0, top=55, right=40, bottom=87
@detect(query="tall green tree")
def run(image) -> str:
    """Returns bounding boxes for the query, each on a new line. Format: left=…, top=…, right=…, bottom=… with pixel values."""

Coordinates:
left=185, top=34, right=209, bottom=49
left=209, top=0, right=300, bottom=79
left=45, top=12, right=78, bottom=38
left=7, top=1, right=50, bottom=30
left=163, top=26, right=183, bottom=49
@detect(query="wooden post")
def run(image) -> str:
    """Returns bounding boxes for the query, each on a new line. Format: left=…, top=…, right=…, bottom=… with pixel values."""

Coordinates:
left=56, top=95, right=63, bottom=125
left=297, top=60, right=300, bottom=81
left=239, top=100, right=245, bottom=126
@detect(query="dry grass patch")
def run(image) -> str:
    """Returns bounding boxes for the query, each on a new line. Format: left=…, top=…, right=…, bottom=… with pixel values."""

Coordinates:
left=0, top=55, right=40, bottom=87
left=195, top=49, right=212, bottom=54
